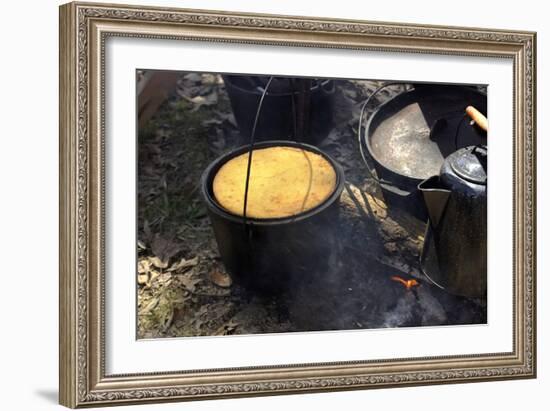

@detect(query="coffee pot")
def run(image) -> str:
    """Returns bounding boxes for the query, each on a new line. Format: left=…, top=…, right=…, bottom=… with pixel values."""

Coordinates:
left=418, top=144, right=487, bottom=298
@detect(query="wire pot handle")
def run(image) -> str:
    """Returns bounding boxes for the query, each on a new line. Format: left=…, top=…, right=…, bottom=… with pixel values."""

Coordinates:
left=242, top=76, right=323, bottom=226
left=242, top=76, right=275, bottom=226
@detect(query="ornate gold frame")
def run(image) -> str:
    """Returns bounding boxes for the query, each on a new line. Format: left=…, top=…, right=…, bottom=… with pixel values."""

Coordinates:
left=59, top=1, right=536, bottom=408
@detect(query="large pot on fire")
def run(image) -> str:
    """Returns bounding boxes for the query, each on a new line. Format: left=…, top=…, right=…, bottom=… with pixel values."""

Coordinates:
left=201, top=140, right=345, bottom=295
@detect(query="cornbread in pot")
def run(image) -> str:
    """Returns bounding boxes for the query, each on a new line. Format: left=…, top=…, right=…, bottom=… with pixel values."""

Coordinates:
left=212, top=146, right=337, bottom=219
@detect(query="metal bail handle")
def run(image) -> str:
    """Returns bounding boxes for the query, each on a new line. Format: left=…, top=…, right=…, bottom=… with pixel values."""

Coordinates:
left=242, top=76, right=275, bottom=226
left=242, top=76, right=319, bottom=225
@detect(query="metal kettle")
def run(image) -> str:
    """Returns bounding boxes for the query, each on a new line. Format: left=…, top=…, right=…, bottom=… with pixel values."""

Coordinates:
left=418, top=145, right=487, bottom=298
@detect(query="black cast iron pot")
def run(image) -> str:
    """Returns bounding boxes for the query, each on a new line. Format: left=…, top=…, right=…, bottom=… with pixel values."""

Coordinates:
left=361, top=83, right=487, bottom=221
left=222, top=75, right=335, bottom=145
left=201, top=140, right=345, bottom=295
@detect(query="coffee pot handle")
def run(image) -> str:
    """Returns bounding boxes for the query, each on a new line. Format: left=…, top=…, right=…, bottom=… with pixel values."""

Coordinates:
left=465, top=105, right=488, bottom=132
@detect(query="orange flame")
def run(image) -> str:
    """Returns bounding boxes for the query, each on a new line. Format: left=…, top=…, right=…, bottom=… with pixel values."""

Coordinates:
left=391, top=276, right=419, bottom=290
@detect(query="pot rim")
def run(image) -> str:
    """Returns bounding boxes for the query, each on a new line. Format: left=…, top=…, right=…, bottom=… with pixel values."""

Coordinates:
left=201, top=140, right=345, bottom=226
left=223, top=75, right=333, bottom=98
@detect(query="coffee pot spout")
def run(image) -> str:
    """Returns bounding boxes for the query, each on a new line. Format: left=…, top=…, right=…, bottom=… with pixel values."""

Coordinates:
left=418, top=176, right=451, bottom=227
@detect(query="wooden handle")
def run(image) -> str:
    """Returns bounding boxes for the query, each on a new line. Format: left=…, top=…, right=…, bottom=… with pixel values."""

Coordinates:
left=465, top=105, right=488, bottom=132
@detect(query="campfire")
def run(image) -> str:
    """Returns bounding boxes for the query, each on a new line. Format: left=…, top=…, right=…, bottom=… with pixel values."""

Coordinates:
left=391, top=276, right=420, bottom=290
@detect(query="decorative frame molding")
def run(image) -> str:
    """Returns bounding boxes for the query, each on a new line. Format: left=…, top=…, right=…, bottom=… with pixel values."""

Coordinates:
left=59, top=2, right=536, bottom=408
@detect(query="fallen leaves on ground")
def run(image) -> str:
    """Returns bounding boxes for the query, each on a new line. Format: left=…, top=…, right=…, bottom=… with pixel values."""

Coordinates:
left=150, top=256, right=168, bottom=269
left=180, top=274, right=201, bottom=293
left=137, top=258, right=160, bottom=288
left=208, top=268, right=232, bottom=288
left=180, top=91, right=218, bottom=111
left=168, top=256, right=199, bottom=273
left=151, top=234, right=182, bottom=267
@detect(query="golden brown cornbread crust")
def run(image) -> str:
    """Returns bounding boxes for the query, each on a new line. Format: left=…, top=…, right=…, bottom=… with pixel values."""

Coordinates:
left=213, top=146, right=337, bottom=219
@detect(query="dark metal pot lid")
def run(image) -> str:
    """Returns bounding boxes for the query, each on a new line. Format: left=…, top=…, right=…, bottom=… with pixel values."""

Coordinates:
left=366, top=85, right=487, bottom=181
left=448, top=145, right=487, bottom=185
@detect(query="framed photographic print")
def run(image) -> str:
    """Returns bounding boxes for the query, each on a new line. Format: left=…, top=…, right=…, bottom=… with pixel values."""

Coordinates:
left=59, top=1, right=537, bottom=408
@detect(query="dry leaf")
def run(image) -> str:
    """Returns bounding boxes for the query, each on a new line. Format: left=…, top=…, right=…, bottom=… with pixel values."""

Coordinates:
left=137, top=266, right=160, bottom=288
left=143, top=297, right=160, bottom=313
left=201, top=118, right=223, bottom=127
left=183, top=92, right=218, bottom=111
left=150, top=256, right=168, bottom=269
left=214, top=320, right=239, bottom=336
left=151, top=234, right=181, bottom=265
left=193, top=315, right=205, bottom=331
left=214, top=111, right=238, bottom=128
left=209, top=268, right=232, bottom=288
left=137, top=273, right=149, bottom=286
left=168, top=256, right=199, bottom=273
left=180, top=275, right=201, bottom=293
left=138, top=259, right=151, bottom=274
left=149, top=270, right=160, bottom=285
left=162, top=309, right=175, bottom=332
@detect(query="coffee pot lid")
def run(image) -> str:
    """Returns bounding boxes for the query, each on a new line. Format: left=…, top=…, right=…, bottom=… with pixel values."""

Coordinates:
left=448, top=145, right=487, bottom=185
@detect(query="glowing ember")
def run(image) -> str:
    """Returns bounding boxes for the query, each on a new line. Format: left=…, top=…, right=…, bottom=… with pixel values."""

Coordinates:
left=391, top=276, right=419, bottom=290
